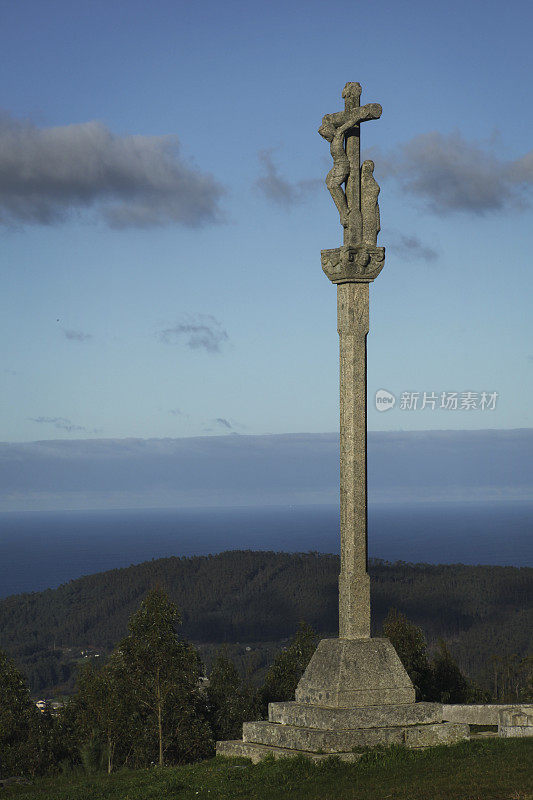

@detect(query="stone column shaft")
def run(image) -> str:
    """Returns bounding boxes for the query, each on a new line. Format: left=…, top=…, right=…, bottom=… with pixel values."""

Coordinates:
left=337, top=282, right=370, bottom=639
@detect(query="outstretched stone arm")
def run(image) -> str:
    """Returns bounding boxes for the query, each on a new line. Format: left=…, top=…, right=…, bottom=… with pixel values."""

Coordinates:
left=318, top=103, right=382, bottom=142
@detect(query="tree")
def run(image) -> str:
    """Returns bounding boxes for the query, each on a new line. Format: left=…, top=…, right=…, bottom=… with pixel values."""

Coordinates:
left=260, top=622, right=317, bottom=714
left=491, top=653, right=533, bottom=703
left=382, top=608, right=434, bottom=700
left=431, top=640, right=470, bottom=703
left=0, top=649, right=40, bottom=777
left=206, top=648, right=260, bottom=740
left=73, top=661, right=130, bottom=773
left=520, top=656, right=533, bottom=702
left=111, top=587, right=212, bottom=767
left=382, top=609, right=474, bottom=703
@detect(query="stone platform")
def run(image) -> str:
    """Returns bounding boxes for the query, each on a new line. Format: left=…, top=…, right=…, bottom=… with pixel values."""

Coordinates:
left=443, top=703, right=533, bottom=727
left=216, top=740, right=364, bottom=764
left=499, top=707, right=533, bottom=738
left=216, top=638, right=470, bottom=762
left=217, top=701, right=469, bottom=762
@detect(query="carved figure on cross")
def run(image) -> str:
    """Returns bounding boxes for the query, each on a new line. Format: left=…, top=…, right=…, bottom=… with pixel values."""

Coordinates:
left=318, top=82, right=382, bottom=245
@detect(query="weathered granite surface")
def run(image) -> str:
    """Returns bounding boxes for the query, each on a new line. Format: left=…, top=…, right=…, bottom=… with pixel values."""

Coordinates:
left=242, top=720, right=468, bottom=751
left=337, top=283, right=370, bottom=639
left=499, top=707, right=533, bottom=738
left=361, top=160, right=380, bottom=245
left=295, top=638, right=415, bottom=708
left=269, top=701, right=442, bottom=729
left=318, top=82, right=381, bottom=241
left=320, top=87, right=385, bottom=639
left=442, top=704, right=533, bottom=726
left=216, top=740, right=363, bottom=763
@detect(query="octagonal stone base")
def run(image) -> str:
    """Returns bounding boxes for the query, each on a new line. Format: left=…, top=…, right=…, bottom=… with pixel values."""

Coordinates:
left=295, top=638, right=415, bottom=707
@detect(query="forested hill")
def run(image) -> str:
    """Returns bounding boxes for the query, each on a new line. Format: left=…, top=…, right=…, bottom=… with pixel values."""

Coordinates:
left=0, top=550, right=531, bottom=695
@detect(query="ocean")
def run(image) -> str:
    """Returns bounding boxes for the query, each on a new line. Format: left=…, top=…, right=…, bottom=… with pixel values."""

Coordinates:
left=0, top=501, right=531, bottom=599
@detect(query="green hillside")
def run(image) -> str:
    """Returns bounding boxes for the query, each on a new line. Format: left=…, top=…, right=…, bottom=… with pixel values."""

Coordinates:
left=0, top=551, right=531, bottom=696
left=3, top=740, right=533, bottom=800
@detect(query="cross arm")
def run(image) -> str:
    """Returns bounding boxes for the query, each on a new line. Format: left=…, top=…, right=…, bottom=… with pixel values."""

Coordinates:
left=341, top=102, right=382, bottom=134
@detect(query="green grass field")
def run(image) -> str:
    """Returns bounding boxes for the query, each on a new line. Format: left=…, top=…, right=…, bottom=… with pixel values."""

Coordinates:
left=3, top=739, right=532, bottom=800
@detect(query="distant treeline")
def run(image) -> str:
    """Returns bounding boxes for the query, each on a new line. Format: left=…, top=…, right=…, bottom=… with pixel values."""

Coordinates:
left=0, top=550, right=531, bottom=695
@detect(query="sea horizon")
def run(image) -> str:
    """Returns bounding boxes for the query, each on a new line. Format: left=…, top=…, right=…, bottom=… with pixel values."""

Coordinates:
left=0, top=500, right=531, bottom=600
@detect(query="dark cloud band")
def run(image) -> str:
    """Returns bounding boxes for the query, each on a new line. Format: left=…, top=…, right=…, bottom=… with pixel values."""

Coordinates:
left=0, top=430, right=530, bottom=510
left=0, top=112, right=225, bottom=228
left=158, top=314, right=228, bottom=354
left=389, top=233, right=438, bottom=263
left=374, top=131, right=533, bottom=215
left=255, top=149, right=321, bottom=207
left=62, top=329, right=92, bottom=342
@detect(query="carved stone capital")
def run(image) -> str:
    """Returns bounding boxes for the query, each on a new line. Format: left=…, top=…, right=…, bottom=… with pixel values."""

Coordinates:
left=321, top=245, right=385, bottom=284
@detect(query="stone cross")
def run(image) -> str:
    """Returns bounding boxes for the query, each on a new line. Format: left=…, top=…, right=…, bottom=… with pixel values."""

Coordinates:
left=319, top=83, right=385, bottom=640
left=216, top=85, right=470, bottom=762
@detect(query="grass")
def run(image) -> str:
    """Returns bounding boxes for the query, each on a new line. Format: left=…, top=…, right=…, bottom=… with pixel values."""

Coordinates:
left=2, top=739, right=532, bottom=800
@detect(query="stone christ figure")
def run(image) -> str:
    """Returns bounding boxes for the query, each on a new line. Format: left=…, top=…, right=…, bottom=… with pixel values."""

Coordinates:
left=318, top=114, right=357, bottom=228
left=361, top=160, right=380, bottom=246
left=318, top=83, right=381, bottom=242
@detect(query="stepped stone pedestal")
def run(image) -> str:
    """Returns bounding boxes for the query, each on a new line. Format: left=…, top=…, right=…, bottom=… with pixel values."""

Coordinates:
left=217, top=638, right=469, bottom=762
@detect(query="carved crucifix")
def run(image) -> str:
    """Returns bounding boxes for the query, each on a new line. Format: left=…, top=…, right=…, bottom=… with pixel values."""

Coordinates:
left=319, top=83, right=386, bottom=640
left=318, top=82, right=381, bottom=248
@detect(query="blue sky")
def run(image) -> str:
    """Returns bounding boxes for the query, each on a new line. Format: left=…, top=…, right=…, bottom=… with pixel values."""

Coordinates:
left=2, top=0, right=532, bottom=443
